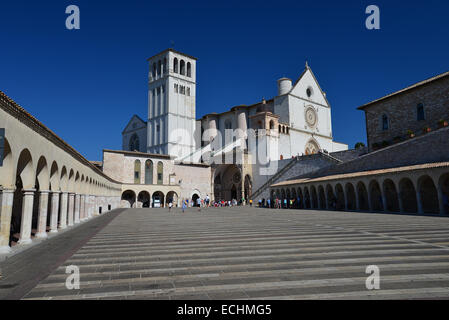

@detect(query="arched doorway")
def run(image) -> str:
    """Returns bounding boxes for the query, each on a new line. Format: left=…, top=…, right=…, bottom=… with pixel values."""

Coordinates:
left=215, top=165, right=242, bottom=201
left=137, top=191, right=151, bottom=208
left=399, top=178, right=417, bottom=213
left=152, top=191, right=165, bottom=208
left=310, top=186, right=318, bottom=209
left=121, top=190, right=136, bottom=208
left=357, top=182, right=369, bottom=211
left=192, top=193, right=200, bottom=207
left=418, top=175, right=439, bottom=214
left=345, top=183, right=356, bottom=210
left=304, top=188, right=311, bottom=209
left=326, top=185, right=335, bottom=210
left=369, top=180, right=383, bottom=211
left=335, top=184, right=345, bottom=211
left=318, top=186, right=325, bottom=209
left=166, top=191, right=178, bottom=207
left=383, top=179, right=399, bottom=212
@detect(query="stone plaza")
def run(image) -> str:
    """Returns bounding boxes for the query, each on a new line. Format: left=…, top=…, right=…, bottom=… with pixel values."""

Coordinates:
left=1, top=206, right=449, bottom=300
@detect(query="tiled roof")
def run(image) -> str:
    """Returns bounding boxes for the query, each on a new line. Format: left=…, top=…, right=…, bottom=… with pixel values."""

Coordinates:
left=271, top=161, right=449, bottom=187
left=358, top=70, right=449, bottom=110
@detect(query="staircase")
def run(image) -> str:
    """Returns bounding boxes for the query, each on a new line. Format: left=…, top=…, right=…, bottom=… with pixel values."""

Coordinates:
left=250, top=151, right=343, bottom=201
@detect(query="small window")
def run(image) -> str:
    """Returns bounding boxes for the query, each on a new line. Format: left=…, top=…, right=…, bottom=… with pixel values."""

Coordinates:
left=187, top=62, right=192, bottom=77
left=156, top=125, right=160, bottom=132
left=174, top=58, right=178, bottom=73
left=174, top=84, right=178, bottom=93
left=417, top=103, right=425, bottom=121
left=187, top=87, right=190, bottom=96
left=180, top=60, right=186, bottom=75
left=382, top=114, right=389, bottom=131
left=306, top=87, right=313, bottom=98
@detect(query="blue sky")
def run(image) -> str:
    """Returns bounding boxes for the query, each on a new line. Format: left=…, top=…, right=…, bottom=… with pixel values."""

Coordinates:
left=1, top=0, right=448, bottom=161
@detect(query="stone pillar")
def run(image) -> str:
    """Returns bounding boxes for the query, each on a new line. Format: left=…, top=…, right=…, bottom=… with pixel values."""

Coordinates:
left=0, top=189, right=15, bottom=253
left=68, top=193, right=75, bottom=227
left=381, top=189, right=388, bottom=212
left=416, top=188, right=424, bottom=214
left=18, top=189, right=36, bottom=245
left=437, top=188, right=446, bottom=215
left=74, top=194, right=81, bottom=224
left=60, top=192, right=68, bottom=229
left=324, top=192, right=329, bottom=210
left=50, top=191, right=60, bottom=233
left=36, top=190, right=50, bottom=239
left=343, top=191, right=349, bottom=211
left=86, top=195, right=92, bottom=218
left=80, top=194, right=86, bottom=221
left=317, top=192, right=322, bottom=210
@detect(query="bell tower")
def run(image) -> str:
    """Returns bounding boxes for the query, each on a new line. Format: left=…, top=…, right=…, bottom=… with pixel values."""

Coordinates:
left=147, top=49, right=197, bottom=158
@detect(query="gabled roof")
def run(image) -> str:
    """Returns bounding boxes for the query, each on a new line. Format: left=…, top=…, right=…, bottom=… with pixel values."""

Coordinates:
left=122, top=115, right=147, bottom=134
left=288, top=65, right=331, bottom=107
left=358, top=70, right=449, bottom=110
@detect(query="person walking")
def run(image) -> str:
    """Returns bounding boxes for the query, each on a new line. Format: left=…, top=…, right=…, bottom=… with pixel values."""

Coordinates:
left=267, top=198, right=271, bottom=208
left=168, top=200, right=173, bottom=212
left=182, top=200, right=187, bottom=213
left=197, top=197, right=202, bottom=211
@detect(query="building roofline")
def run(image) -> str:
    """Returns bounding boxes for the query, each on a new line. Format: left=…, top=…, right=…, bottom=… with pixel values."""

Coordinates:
left=146, top=48, right=198, bottom=62
left=271, top=161, right=449, bottom=188
left=0, top=90, right=122, bottom=185
left=198, top=98, right=275, bottom=121
left=103, top=149, right=174, bottom=159
left=358, top=70, right=449, bottom=110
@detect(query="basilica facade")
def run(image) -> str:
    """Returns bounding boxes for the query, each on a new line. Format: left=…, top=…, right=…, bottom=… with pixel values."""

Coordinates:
left=121, top=49, right=348, bottom=205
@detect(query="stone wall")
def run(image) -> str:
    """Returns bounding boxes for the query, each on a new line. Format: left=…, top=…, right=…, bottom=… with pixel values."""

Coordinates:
left=307, top=126, right=449, bottom=179
left=362, top=75, right=449, bottom=151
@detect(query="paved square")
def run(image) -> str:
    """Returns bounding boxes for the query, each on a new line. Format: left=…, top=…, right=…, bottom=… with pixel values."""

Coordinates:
left=22, top=207, right=449, bottom=300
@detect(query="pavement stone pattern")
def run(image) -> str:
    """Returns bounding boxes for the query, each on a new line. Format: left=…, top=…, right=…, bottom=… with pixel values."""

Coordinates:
left=13, top=207, right=449, bottom=300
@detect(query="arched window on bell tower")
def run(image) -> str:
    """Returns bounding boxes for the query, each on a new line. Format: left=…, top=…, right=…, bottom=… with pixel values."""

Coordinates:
left=174, top=58, right=178, bottom=73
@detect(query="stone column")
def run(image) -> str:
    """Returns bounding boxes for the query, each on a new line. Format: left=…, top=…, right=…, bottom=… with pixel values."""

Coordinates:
left=36, top=190, right=50, bottom=239
left=18, top=189, right=36, bottom=245
left=343, top=191, right=349, bottom=211
left=68, top=193, right=75, bottom=227
left=0, top=189, right=15, bottom=253
left=437, top=188, right=446, bottom=215
left=80, top=194, right=86, bottom=221
left=355, top=192, right=361, bottom=211
left=86, top=195, right=92, bottom=218
left=416, top=189, right=424, bottom=214
left=324, top=192, right=329, bottom=210
left=60, top=192, right=68, bottom=229
left=50, top=191, right=60, bottom=233
left=74, top=194, right=81, bottom=224
left=381, top=189, right=388, bottom=212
